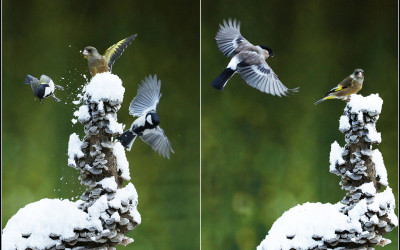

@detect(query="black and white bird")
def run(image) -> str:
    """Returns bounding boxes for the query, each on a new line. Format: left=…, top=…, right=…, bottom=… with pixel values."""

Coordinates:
left=211, top=19, right=299, bottom=96
left=117, top=75, right=174, bottom=159
left=24, top=74, right=63, bottom=103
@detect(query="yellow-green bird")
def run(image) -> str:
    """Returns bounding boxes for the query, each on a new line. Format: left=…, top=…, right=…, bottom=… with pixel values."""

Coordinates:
left=314, top=69, right=364, bottom=105
left=82, top=34, right=137, bottom=77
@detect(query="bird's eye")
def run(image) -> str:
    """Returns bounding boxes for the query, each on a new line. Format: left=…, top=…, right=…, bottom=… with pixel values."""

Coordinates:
left=88, top=49, right=92, bottom=52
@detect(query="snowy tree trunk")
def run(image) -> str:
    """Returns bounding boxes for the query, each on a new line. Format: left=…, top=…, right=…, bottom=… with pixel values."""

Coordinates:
left=328, top=94, right=396, bottom=248
left=66, top=73, right=140, bottom=248
left=257, top=94, right=397, bottom=250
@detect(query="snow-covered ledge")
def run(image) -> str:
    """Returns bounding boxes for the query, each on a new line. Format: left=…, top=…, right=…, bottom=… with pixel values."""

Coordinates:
left=257, top=94, right=397, bottom=250
left=2, top=73, right=141, bottom=249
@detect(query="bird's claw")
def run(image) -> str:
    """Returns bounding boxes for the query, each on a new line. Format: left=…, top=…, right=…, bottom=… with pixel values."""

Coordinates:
left=56, top=85, right=64, bottom=90
left=52, top=95, right=61, bottom=102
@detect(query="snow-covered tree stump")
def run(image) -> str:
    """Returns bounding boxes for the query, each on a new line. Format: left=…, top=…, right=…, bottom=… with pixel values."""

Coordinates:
left=257, top=94, right=397, bottom=250
left=2, top=73, right=141, bottom=250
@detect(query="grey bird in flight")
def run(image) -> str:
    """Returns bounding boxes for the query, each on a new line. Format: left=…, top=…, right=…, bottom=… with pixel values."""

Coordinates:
left=117, top=75, right=174, bottom=159
left=211, top=19, right=299, bottom=96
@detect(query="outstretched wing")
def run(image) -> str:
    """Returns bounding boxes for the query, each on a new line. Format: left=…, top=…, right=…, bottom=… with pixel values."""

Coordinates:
left=103, top=34, right=137, bottom=71
left=24, top=75, right=40, bottom=94
left=216, top=18, right=251, bottom=57
left=323, top=76, right=353, bottom=97
left=237, top=62, right=299, bottom=97
left=129, top=74, right=161, bottom=117
left=140, top=126, right=174, bottom=159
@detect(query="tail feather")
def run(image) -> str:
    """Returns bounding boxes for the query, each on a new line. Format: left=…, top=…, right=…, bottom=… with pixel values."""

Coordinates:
left=24, top=75, right=37, bottom=85
left=117, top=130, right=137, bottom=151
left=211, top=68, right=235, bottom=90
left=314, top=95, right=335, bottom=105
left=287, top=86, right=300, bottom=95
left=314, top=98, right=325, bottom=105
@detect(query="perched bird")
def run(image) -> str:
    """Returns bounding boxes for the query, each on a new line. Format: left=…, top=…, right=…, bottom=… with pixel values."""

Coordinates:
left=211, top=19, right=299, bottom=96
left=314, top=69, right=364, bottom=105
left=24, top=74, right=63, bottom=103
left=117, top=75, right=174, bottom=159
left=82, top=34, right=137, bottom=77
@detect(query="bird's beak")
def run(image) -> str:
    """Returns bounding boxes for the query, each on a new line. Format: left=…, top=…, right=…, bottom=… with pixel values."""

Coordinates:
left=82, top=50, right=89, bottom=59
left=358, top=72, right=363, bottom=77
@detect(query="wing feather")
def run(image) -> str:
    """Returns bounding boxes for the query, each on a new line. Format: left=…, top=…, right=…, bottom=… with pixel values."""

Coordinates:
left=237, top=62, right=299, bottom=96
left=140, top=127, right=174, bottom=159
left=215, top=18, right=250, bottom=57
left=103, top=34, right=137, bottom=71
left=129, top=75, right=161, bottom=117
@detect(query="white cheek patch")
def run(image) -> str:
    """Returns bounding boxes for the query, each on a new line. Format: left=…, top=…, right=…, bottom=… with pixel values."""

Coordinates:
left=44, top=86, right=53, bottom=97
left=146, top=115, right=153, bottom=125
left=132, top=115, right=146, bottom=128
left=48, top=80, right=55, bottom=89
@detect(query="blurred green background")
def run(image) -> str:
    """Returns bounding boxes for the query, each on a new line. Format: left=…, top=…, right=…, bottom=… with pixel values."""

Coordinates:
left=2, top=0, right=398, bottom=249
left=201, top=0, right=398, bottom=249
left=2, top=0, right=199, bottom=249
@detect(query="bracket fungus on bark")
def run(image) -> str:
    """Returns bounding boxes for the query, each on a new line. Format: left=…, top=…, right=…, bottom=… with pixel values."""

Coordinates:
left=257, top=94, right=397, bottom=250
left=2, top=73, right=141, bottom=250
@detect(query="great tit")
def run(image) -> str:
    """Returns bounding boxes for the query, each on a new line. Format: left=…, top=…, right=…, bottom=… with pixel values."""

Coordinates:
left=314, top=69, right=364, bottom=105
left=117, top=75, right=174, bottom=159
left=24, top=74, right=63, bottom=103
left=211, top=19, right=299, bottom=97
left=82, top=34, right=137, bottom=77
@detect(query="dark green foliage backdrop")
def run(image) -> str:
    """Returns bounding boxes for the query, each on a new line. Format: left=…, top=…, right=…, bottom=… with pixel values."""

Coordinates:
left=201, top=0, right=398, bottom=249
left=2, top=0, right=199, bottom=249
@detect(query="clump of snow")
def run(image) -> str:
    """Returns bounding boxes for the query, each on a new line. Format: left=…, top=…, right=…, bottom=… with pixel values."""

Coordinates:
left=106, top=114, right=123, bottom=134
left=71, top=118, right=77, bottom=124
left=339, top=115, right=351, bottom=132
left=72, top=93, right=83, bottom=105
left=86, top=183, right=140, bottom=227
left=369, top=188, right=396, bottom=218
left=349, top=187, right=397, bottom=226
left=348, top=94, right=383, bottom=114
left=98, top=101, right=104, bottom=111
left=96, top=177, right=118, bottom=192
left=130, top=209, right=142, bottom=225
left=2, top=199, right=101, bottom=250
left=111, top=212, right=121, bottom=223
left=372, top=149, right=388, bottom=186
left=74, top=105, right=90, bottom=123
left=365, top=123, right=382, bottom=143
left=347, top=199, right=368, bottom=224
left=109, top=183, right=138, bottom=211
left=257, top=202, right=358, bottom=250
left=114, top=142, right=131, bottom=181
left=356, top=182, right=376, bottom=196
left=84, top=72, right=125, bottom=102
left=68, top=133, right=84, bottom=167
left=329, top=141, right=345, bottom=172
left=87, top=195, right=108, bottom=220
